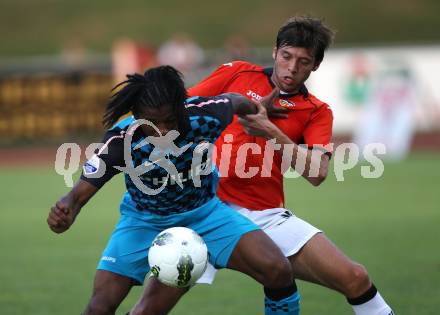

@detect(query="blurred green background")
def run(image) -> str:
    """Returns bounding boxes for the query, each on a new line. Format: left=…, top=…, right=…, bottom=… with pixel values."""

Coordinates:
left=1, top=0, right=440, bottom=56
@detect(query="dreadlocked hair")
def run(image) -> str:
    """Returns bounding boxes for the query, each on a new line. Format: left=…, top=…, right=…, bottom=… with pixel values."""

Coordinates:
left=103, top=65, right=187, bottom=128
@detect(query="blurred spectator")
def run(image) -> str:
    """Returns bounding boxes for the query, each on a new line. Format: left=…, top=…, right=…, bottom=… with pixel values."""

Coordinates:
left=157, top=32, right=205, bottom=75
left=112, top=38, right=157, bottom=83
left=354, top=62, right=417, bottom=160
left=223, top=34, right=249, bottom=61
left=344, top=54, right=372, bottom=107
left=61, top=38, right=87, bottom=70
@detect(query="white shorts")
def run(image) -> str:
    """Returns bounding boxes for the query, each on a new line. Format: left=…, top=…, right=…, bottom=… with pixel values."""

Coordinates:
left=197, top=204, right=322, bottom=284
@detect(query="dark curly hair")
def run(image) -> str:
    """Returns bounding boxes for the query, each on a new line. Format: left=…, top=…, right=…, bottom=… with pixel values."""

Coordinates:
left=276, top=16, right=335, bottom=64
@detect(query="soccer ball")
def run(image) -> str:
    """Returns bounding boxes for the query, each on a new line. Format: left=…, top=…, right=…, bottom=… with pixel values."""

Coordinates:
left=148, top=227, right=208, bottom=288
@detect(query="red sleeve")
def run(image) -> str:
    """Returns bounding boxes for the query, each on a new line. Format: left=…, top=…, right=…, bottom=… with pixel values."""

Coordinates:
left=303, top=104, right=334, bottom=155
left=188, top=61, right=251, bottom=97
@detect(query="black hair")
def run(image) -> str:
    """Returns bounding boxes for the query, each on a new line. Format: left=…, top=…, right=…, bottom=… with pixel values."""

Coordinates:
left=276, top=16, right=335, bottom=64
left=103, top=65, right=187, bottom=128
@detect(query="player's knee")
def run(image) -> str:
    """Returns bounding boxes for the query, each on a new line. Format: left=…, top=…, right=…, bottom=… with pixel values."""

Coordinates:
left=262, top=258, right=293, bottom=288
left=342, top=263, right=371, bottom=298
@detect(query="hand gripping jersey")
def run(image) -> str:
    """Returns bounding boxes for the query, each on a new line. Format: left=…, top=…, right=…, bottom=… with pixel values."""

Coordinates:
left=81, top=95, right=234, bottom=216
left=188, top=61, right=333, bottom=210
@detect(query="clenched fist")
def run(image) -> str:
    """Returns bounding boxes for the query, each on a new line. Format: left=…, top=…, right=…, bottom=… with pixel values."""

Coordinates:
left=47, top=200, right=76, bottom=233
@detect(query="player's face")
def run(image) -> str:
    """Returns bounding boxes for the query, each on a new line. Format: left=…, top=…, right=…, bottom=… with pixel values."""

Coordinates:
left=272, top=45, right=320, bottom=93
left=136, top=105, right=178, bottom=136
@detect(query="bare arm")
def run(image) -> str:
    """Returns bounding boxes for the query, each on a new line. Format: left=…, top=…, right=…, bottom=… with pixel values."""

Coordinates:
left=223, top=89, right=288, bottom=118
left=238, top=100, right=329, bottom=186
left=262, top=125, right=329, bottom=186
left=47, top=179, right=99, bottom=233
left=223, top=92, right=258, bottom=116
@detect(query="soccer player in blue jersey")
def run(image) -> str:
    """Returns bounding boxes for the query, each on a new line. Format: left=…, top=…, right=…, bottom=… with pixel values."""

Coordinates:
left=123, top=17, right=395, bottom=315
left=47, top=66, right=295, bottom=315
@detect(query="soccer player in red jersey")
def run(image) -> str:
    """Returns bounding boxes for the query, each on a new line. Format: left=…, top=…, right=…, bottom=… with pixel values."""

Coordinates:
left=128, top=17, right=394, bottom=315
left=189, top=17, right=394, bottom=315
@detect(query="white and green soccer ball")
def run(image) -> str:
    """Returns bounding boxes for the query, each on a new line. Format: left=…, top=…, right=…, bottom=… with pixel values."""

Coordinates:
left=148, top=227, right=208, bottom=288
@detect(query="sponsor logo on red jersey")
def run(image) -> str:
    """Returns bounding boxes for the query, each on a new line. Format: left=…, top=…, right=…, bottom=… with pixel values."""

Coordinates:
left=279, top=99, right=295, bottom=108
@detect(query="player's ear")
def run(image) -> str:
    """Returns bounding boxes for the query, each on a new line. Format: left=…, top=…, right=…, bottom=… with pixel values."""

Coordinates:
left=272, top=47, right=277, bottom=60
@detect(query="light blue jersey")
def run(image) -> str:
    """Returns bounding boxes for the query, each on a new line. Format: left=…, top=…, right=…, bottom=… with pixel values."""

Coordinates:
left=80, top=96, right=259, bottom=284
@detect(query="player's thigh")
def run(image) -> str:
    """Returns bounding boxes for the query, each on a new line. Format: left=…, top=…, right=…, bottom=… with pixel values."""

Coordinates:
left=288, top=233, right=368, bottom=292
left=131, top=277, right=189, bottom=315
left=85, top=270, right=135, bottom=313
left=227, top=229, right=292, bottom=287
left=188, top=198, right=260, bottom=269
left=189, top=200, right=291, bottom=286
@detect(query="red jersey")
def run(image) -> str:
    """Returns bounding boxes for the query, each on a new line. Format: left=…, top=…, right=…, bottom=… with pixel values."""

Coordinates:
left=188, top=61, right=333, bottom=210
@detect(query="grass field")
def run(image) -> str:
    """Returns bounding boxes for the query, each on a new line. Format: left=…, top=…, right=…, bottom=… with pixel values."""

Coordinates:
left=1, top=153, right=439, bottom=314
